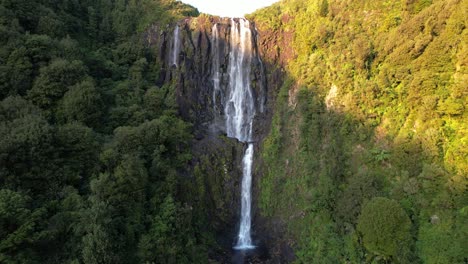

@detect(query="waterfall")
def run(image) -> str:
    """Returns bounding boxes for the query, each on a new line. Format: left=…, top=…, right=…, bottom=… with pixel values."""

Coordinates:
left=172, top=25, right=180, bottom=66
left=228, top=18, right=256, bottom=250
left=225, top=19, right=255, bottom=143
left=211, top=18, right=257, bottom=250
left=236, top=143, right=254, bottom=249
left=211, top=23, right=221, bottom=114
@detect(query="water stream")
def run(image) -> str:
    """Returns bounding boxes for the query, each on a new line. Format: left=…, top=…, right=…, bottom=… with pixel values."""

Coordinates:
left=211, top=18, right=257, bottom=250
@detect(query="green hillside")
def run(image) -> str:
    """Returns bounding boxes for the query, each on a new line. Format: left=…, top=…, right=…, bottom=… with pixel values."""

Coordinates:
left=249, top=0, right=467, bottom=262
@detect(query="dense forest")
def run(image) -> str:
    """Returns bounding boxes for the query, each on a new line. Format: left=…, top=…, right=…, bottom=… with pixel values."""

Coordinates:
left=1, top=0, right=466, bottom=263
left=0, top=0, right=211, bottom=263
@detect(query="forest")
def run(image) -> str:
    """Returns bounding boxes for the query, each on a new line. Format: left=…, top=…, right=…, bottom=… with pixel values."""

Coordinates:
left=0, top=0, right=466, bottom=263
left=0, top=0, right=210, bottom=263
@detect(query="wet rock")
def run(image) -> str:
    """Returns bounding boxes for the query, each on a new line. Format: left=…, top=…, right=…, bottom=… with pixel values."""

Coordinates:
left=144, top=15, right=290, bottom=262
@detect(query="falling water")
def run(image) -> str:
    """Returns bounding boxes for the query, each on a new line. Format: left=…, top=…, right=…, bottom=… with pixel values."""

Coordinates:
left=228, top=18, right=256, bottom=250
left=172, top=25, right=180, bottom=66
left=211, top=23, right=221, bottom=112
left=236, top=143, right=255, bottom=249
left=225, top=19, right=255, bottom=143
left=211, top=18, right=257, bottom=250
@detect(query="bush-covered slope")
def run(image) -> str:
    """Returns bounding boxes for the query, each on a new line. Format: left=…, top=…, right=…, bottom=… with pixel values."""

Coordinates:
left=249, top=0, right=467, bottom=262
left=0, top=1, right=212, bottom=263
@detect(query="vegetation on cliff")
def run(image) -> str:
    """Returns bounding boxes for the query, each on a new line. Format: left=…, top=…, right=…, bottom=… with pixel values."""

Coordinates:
left=249, top=0, right=466, bottom=262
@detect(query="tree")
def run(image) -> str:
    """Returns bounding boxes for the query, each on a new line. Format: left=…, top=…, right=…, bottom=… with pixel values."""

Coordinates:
left=24, top=34, right=56, bottom=66
left=1, top=0, right=39, bottom=31
left=335, top=168, right=383, bottom=227
left=82, top=156, right=149, bottom=263
left=27, top=59, right=86, bottom=109
left=137, top=195, right=202, bottom=264
left=57, top=78, right=102, bottom=127
left=417, top=219, right=467, bottom=264
left=0, top=0, right=202, bottom=262
left=55, top=122, right=100, bottom=187
left=0, top=189, right=45, bottom=263
left=81, top=193, right=121, bottom=264
left=0, top=96, right=55, bottom=193
left=357, top=197, right=412, bottom=262
left=1, top=47, right=33, bottom=97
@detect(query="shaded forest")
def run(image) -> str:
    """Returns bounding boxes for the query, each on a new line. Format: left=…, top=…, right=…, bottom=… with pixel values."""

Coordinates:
left=0, top=0, right=210, bottom=263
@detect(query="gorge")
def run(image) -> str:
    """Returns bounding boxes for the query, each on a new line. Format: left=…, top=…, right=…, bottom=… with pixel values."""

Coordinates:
left=0, top=0, right=466, bottom=263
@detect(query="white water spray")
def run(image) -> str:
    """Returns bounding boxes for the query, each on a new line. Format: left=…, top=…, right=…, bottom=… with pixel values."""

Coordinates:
left=211, top=18, right=257, bottom=250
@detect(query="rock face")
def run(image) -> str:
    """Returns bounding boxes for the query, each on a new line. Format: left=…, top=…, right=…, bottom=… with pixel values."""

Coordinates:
left=145, top=15, right=295, bottom=261
left=145, top=16, right=278, bottom=257
left=146, top=17, right=267, bottom=135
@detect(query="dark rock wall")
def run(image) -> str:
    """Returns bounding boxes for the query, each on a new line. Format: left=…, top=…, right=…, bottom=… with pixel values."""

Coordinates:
left=145, top=16, right=288, bottom=260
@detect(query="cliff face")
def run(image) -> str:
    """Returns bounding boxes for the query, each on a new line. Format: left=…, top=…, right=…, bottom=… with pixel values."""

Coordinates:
left=146, top=17, right=267, bottom=136
left=145, top=16, right=284, bottom=259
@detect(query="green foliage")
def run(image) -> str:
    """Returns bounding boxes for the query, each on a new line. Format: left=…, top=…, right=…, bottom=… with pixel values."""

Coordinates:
left=27, top=59, right=87, bottom=109
left=1, top=0, right=465, bottom=262
left=417, top=218, right=467, bottom=264
left=0, top=47, right=33, bottom=97
left=357, top=197, right=412, bottom=261
left=295, top=213, right=343, bottom=263
left=259, top=80, right=290, bottom=216
left=57, top=78, right=103, bottom=127
left=335, top=168, right=383, bottom=227
left=137, top=195, right=205, bottom=263
left=0, top=96, right=55, bottom=192
left=0, top=189, right=45, bottom=263
left=0, top=0, right=203, bottom=262
left=82, top=156, right=148, bottom=263
left=246, top=2, right=282, bottom=30
left=252, top=0, right=466, bottom=262
left=55, top=123, right=100, bottom=185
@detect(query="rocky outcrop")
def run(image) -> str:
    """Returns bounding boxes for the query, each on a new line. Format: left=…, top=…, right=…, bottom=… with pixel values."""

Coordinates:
left=146, top=17, right=267, bottom=135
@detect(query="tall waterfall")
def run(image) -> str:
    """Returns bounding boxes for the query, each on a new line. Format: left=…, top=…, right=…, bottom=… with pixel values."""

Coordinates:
left=212, top=18, right=257, bottom=250
left=171, top=25, right=180, bottom=66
